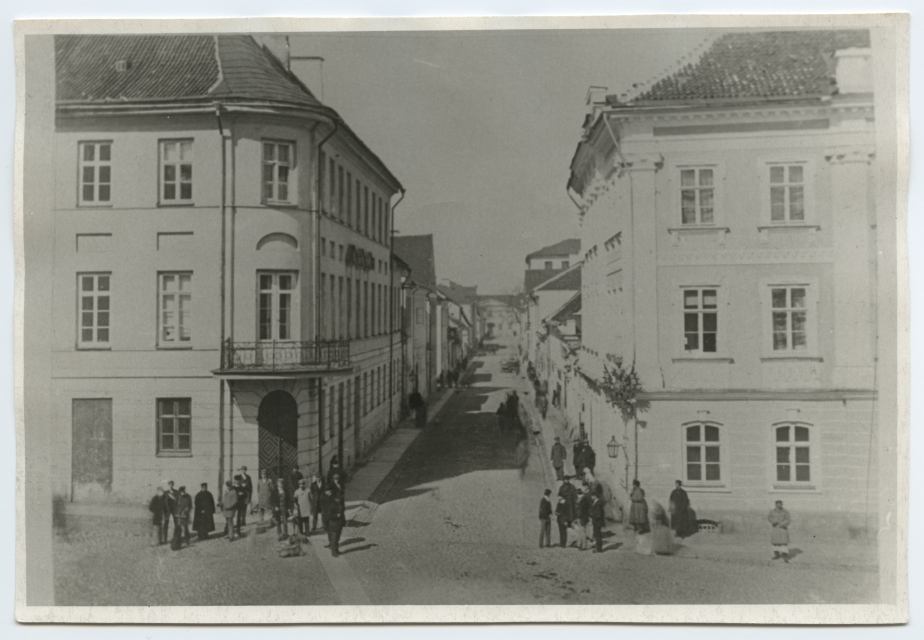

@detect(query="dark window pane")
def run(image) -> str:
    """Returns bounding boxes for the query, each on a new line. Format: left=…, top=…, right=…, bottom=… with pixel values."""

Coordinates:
left=99, top=144, right=111, bottom=161
left=97, top=312, right=109, bottom=327
left=777, top=465, right=790, bottom=482
left=680, top=169, right=695, bottom=187
left=704, top=425, right=720, bottom=442
left=278, top=166, right=289, bottom=184
left=164, top=164, right=176, bottom=182
left=178, top=399, right=191, bottom=415
left=98, top=166, right=110, bottom=183
left=789, top=165, right=803, bottom=183
left=81, top=312, right=93, bottom=327
left=164, top=184, right=176, bottom=200
left=795, top=447, right=809, bottom=463
left=771, top=288, right=786, bottom=308
left=180, top=183, right=192, bottom=200
left=161, top=434, right=174, bottom=451
left=178, top=435, right=191, bottom=451
left=686, top=445, right=701, bottom=462
left=769, top=166, right=785, bottom=183
left=180, top=164, right=192, bottom=181
left=260, top=275, right=272, bottom=290
left=97, top=297, right=109, bottom=311
left=98, top=185, right=110, bottom=201
left=703, top=333, right=717, bottom=352
left=795, top=465, right=810, bottom=481
left=772, top=312, right=787, bottom=332
left=705, top=446, right=720, bottom=462
left=687, top=464, right=701, bottom=481
left=791, top=288, right=806, bottom=308
left=97, top=276, right=109, bottom=291
left=83, top=145, right=95, bottom=161
left=96, top=328, right=109, bottom=342
left=703, top=313, right=717, bottom=332
left=699, top=169, right=713, bottom=187
left=776, top=447, right=790, bottom=463
left=792, top=332, right=807, bottom=350
left=263, top=143, right=275, bottom=161
left=794, top=426, right=809, bottom=442
left=684, top=333, right=699, bottom=351
left=705, top=464, right=720, bottom=481
left=684, top=313, right=698, bottom=332
left=82, top=297, right=94, bottom=311
left=278, top=184, right=288, bottom=201
left=81, top=328, right=93, bottom=342
left=773, top=332, right=788, bottom=351
left=82, top=276, right=94, bottom=291
left=776, top=426, right=790, bottom=442
left=82, top=185, right=95, bottom=202
left=686, top=425, right=700, bottom=442
left=278, top=144, right=289, bottom=163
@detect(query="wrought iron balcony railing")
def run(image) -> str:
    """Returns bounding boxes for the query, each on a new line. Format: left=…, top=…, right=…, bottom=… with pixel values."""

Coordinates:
left=219, top=338, right=351, bottom=373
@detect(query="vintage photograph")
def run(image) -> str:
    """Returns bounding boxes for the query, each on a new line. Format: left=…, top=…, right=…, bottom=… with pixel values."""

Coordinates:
left=15, top=15, right=908, bottom=623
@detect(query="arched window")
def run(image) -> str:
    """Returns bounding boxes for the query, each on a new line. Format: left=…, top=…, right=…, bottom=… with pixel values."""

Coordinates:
left=684, top=422, right=722, bottom=483
left=774, top=423, right=812, bottom=484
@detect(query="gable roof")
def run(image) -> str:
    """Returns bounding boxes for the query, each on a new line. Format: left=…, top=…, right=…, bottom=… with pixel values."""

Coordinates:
left=526, top=239, right=581, bottom=262
left=533, top=263, right=581, bottom=293
left=547, top=291, right=582, bottom=324
left=393, top=235, right=437, bottom=290
left=621, top=29, right=870, bottom=106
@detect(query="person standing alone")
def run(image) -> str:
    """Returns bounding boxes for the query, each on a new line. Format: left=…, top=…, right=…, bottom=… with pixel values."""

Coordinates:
left=192, top=482, right=215, bottom=542
left=550, top=437, right=567, bottom=481
left=768, top=500, right=792, bottom=562
left=325, top=475, right=346, bottom=557
left=590, top=485, right=606, bottom=553
left=538, top=489, right=552, bottom=549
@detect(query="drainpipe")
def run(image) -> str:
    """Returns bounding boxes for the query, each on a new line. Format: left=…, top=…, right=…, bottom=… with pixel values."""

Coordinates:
left=315, top=118, right=338, bottom=476
left=388, top=189, right=406, bottom=430
left=215, top=103, right=229, bottom=490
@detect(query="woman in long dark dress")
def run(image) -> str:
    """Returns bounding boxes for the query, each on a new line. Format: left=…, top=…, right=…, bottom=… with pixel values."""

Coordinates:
left=628, top=479, right=649, bottom=534
left=669, top=479, right=698, bottom=538
left=192, top=482, right=216, bottom=541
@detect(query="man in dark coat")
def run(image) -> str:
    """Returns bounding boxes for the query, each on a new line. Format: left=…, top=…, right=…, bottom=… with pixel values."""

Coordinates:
left=193, top=482, right=216, bottom=541
left=149, top=487, right=168, bottom=546
left=239, top=466, right=253, bottom=519
left=590, top=486, right=606, bottom=553
left=308, top=473, right=323, bottom=531
left=506, top=391, right=519, bottom=420
left=558, top=476, right=578, bottom=524
left=551, top=437, right=567, bottom=480
left=163, top=480, right=178, bottom=541
left=538, top=489, right=552, bottom=548
left=270, top=477, right=292, bottom=536
left=233, top=475, right=247, bottom=535
left=572, top=440, right=584, bottom=477
left=172, top=486, right=192, bottom=550
left=324, top=476, right=346, bottom=557
left=582, top=441, right=597, bottom=476
left=577, top=485, right=593, bottom=550
left=669, top=480, right=698, bottom=539
left=555, top=496, right=572, bottom=548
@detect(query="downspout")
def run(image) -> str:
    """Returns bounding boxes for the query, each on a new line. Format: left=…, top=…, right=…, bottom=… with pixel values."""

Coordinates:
left=602, top=111, right=640, bottom=482
left=215, top=103, right=228, bottom=490
left=388, top=189, right=406, bottom=430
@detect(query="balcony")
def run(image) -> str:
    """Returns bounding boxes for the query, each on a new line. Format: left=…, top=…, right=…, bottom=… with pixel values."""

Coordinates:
left=214, top=339, right=352, bottom=378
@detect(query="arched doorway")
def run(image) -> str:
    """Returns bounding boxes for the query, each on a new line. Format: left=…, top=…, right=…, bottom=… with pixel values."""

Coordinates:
left=257, top=390, right=299, bottom=483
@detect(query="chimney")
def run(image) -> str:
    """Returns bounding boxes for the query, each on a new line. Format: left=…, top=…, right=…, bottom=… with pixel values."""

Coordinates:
left=253, top=34, right=290, bottom=72
left=834, top=47, right=873, bottom=94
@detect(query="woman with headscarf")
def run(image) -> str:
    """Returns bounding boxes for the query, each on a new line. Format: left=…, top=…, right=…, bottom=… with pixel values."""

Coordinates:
left=628, top=479, right=649, bottom=534
left=669, top=480, right=698, bottom=539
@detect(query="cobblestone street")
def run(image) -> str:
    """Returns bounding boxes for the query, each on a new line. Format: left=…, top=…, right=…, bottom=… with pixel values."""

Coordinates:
left=53, top=340, right=878, bottom=606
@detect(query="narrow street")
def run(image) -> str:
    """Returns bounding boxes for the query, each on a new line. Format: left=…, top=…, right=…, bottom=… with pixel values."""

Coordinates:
left=54, top=340, right=878, bottom=606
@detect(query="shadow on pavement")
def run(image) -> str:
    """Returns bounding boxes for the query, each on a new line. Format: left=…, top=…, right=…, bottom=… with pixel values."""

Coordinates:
left=340, top=543, right=377, bottom=555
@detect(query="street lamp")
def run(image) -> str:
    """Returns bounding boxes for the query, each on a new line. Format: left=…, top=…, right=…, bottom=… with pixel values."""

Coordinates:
left=607, top=436, right=619, bottom=459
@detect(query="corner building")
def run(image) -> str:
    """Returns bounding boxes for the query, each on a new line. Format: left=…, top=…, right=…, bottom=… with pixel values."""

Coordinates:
left=52, top=35, right=403, bottom=503
left=567, top=31, right=878, bottom=536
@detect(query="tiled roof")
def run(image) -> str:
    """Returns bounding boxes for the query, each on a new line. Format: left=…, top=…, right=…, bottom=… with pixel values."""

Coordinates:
left=532, top=265, right=582, bottom=293
left=56, top=34, right=322, bottom=106
left=631, top=30, right=870, bottom=104
left=526, top=238, right=581, bottom=262
left=394, top=235, right=437, bottom=290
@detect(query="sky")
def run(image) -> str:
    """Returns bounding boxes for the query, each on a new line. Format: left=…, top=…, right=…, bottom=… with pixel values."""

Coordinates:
left=290, top=30, right=714, bottom=294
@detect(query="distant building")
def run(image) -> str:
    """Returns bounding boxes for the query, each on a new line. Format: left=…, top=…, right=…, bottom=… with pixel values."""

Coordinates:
left=524, top=261, right=582, bottom=376
left=50, top=34, right=403, bottom=502
left=478, top=295, right=521, bottom=339
left=567, top=30, right=877, bottom=536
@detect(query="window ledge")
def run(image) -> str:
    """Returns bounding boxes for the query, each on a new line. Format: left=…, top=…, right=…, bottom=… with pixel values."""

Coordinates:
left=668, top=226, right=730, bottom=246
left=157, top=452, right=193, bottom=458
left=156, top=345, right=193, bottom=350
left=760, top=355, right=823, bottom=362
left=76, top=346, right=112, bottom=351
left=757, top=223, right=820, bottom=231
left=672, top=356, right=734, bottom=363
left=158, top=202, right=196, bottom=207
left=263, top=201, right=297, bottom=208
left=77, top=204, right=114, bottom=209
left=684, top=485, right=732, bottom=493
left=770, top=485, right=819, bottom=493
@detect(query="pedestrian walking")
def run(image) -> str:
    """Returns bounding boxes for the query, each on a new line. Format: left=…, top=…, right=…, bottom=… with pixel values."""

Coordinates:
left=294, top=479, right=313, bottom=536
left=555, top=496, right=572, bottom=548
left=629, top=479, right=649, bottom=534
left=148, top=487, right=168, bottom=546
left=550, top=437, right=567, bottom=481
left=496, top=402, right=508, bottom=434
left=514, top=437, right=529, bottom=478
left=669, top=480, right=698, bottom=539
left=255, top=469, right=273, bottom=523
left=309, top=473, right=323, bottom=531
left=409, top=390, right=427, bottom=427
left=590, top=485, right=606, bottom=553
left=506, top=390, right=520, bottom=420
left=233, top=475, right=247, bottom=535
left=572, top=439, right=584, bottom=476
left=558, top=476, right=578, bottom=524
left=192, top=482, right=215, bottom=542
left=539, top=394, right=549, bottom=420
left=172, top=486, right=192, bottom=550
left=539, top=489, right=552, bottom=548
left=326, top=457, right=345, bottom=490
left=575, top=485, right=592, bottom=550
left=325, top=476, right=346, bottom=557
left=239, top=465, right=253, bottom=522
left=768, top=500, right=792, bottom=562
left=221, top=481, right=238, bottom=541
left=271, top=478, right=292, bottom=536
left=582, top=441, right=596, bottom=476
left=164, top=480, right=178, bottom=542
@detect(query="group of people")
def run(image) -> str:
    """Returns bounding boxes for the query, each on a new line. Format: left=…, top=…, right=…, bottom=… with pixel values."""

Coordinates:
left=147, top=457, right=351, bottom=558
left=438, top=357, right=470, bottom=390
left=495, top=390, right=524, bottom=437
left=539, top=475, right=607, bottom=553
left=550, top=435, right=596, bottom=483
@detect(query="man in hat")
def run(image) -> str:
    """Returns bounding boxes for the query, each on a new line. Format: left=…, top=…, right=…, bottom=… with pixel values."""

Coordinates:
left=768, top=500, right=792, bottom=562
left=172, top=486, right=192, bottom=549
left=324, top=474, right=346, bottom=557
left=163, top=480, right=178, bottom=542
left=550, top=437, right=567, bottom=481
left=193, top=482, right=216, bottom=542
left=239, top=465, right=253, bottom=518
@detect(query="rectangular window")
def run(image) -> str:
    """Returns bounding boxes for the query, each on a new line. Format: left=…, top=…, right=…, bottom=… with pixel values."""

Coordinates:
left=346, top=171, right=353, bottom=226
left=356, top=180, right=362, bottom=231
left=775, top=424, right=812, bottom=483
left=319, top=151, right=326, bottom=212
left=159, top=272, right=192, bottom=345
left=77, top=273, right=111, bottom=347
left=338, top=276, right=345, bottom=340
left=78, top=141, right=112, bottom=205
left=364, top=282, right=369, bottom=337
left=258, top=272, right=297, bottom=340
left=347, top=278, right=353, bottom=339
left=544, top=261, right=553, bottom=270
left=262, top=141, right=293, bottom=203
left=321, top=237, right=327, bottom=257
left=157, top=398, right=191, bottom=453
left=770, top=286, right=808, bottom=352
left=328, top=158, right=336, bottom=215
left=562, top=261, right=570, bottom=269
left=363, top=372, right=369, bottom=415
left=378, top=198, right=385, bottom=243
left=371, top=196, right=378, bottom=242
left=320, top=273, right=327, bottom=338
left=329, top=274, right=336, bottom=340
left=685, top=423, right=721, bottom=483
left=355, top=279, right=361, bottom=337
left=384, top=204, right=390, bottom=241
left=337, top=166, right=344, bottom=220
left=680, top=167, right=714, bottom=225
left=683, top=288, right=718, bottom=353
left=160, top=140, right=193, bottom=203
left=769, top=164, right=805, bottom=222
left=364, top=187, right=370, bottom=236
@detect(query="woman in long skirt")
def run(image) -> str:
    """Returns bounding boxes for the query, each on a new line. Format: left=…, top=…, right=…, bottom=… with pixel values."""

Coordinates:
left=255, top=469, right=273, bottom=523
left=628, top=479, right=649, bottom=534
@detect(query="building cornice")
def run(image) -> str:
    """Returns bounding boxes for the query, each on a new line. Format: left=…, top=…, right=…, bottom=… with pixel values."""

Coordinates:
left=637, top=389, right=876, bottom=402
